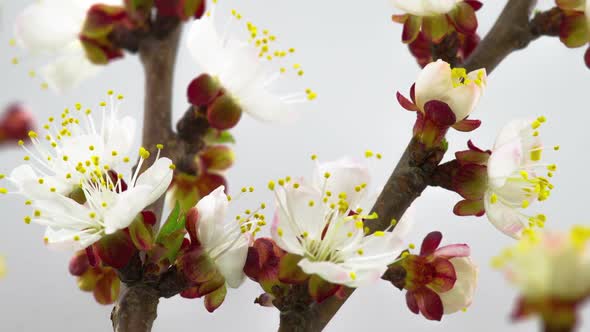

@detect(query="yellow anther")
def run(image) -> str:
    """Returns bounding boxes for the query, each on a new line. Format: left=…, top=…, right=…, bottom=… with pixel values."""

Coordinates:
left=490, top=193, right=498, bottom=204
left=521, top=200, right=530, bottom=208
left=355, top=220, right=364, bottom=229
left=409, top=243, right=416, bottom=249
left=169, top=164, right=176, bottom=170
left=99, top=102, right=107, bottom=107
left=554, top=145, right=560, bottom=151
left=538, top=116, right=547, bottom=123
left=241, top=187, right=247, bottom=193
left=324, top=172, right=331, bottom=179
left=365, top=150, right=374, bottom=158
left=349, top=272, right=357, bottom=280
left=0, top=188, right=7, bottom=194
left=374, top=231, right=385, bottom=237
left=311, top=154, right=318, bottom=161
left=24, top=216, right=32, bottom=224
left=277, top=228, right=284, bottom=237
left=34, top=210, right=41, bottom=217
left=260, top=203, right=266, bottom=209
left=89, top=212, right=96, bottom=219
left=38, top=178, right=44, bottom=184
left=139, top=147, right=150, bottom=159
left=268, top=181, right=276, bottom=190
left=156, top=144, right=164, bottom=150
left=249, top=186, right=255, bottom=192
left=25, top=200, right=32, bottom=205
left=357, top=249, right=364, bottom=255
left=278, top=179, right=285, bottom=186
left=73, top=235, right=80, bottom=241
left=308, top=200, right=315, bottom=207
left=531, top=120, right=541, bottom=129
left=293, top=183, right=300, bottom=189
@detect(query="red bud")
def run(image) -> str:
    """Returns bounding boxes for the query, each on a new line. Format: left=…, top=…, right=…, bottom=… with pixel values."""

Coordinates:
left=188, top=74, right=222, bottom=106
left=207, top=95, right=243, bottom=130
left=0, top=103, right=35, bottom=143
left=69, top=251, right=90, bottom=276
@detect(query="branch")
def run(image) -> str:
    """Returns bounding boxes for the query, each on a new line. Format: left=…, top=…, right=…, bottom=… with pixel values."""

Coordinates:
left=463, top=1, right=562, bottom=73
left=278, top=0, right=559, bottom=330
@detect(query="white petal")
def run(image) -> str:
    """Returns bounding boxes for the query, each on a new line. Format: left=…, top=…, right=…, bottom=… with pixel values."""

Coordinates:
left=493, top=119, right=534, bottom=151
left=444, top=82, right=481, bottom=121
left=186, top=14, right=225, bottom=76
left=276, top=183, right=325, bottom=238
left=41, top=44, right=102, bottom=93
left=196, top=186, right=229, bottom=250
left=215, top=240, right=249, bottom=288
left=439, top=257, right=478, bottom=314
left=9, top=165, right=71, bottom=199
left=103, top=185, right=154, bottom=234
left=271, top=210, right=306, bottom=256
left=14, top=2, right=81, bottom=53
left=104, top=116, right=136, bottom=163
left=298, top=259, right=352, bottom=285
left=44, top=227, right=101, bottom=251
left=238, top=88, right=297, bottom=123
left=487, top=139, right=522, bottom=188
left=135, top=158, right=174, bottom=205
left=345, top=232, right=403, bottom=267
left=414, top=60, right=454, bottom=110
left=483, top=191, right=526, bottom=239
left=313, top=157, right=370, bottom=209
left=391, top=0, right=458, bottom=16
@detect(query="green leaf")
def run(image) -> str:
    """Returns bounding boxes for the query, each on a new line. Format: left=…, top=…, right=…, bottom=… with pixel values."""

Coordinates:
left=156, top=201, right=185, bottom=242
left=154, top=201, right=187, bottom=262
left=204, top=129, right=236, bottom=144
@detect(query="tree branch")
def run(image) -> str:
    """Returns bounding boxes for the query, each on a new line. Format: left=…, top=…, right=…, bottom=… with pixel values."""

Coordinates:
left=278, top=0, right=555, bottom=330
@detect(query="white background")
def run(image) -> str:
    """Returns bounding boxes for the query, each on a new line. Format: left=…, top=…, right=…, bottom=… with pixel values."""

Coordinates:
left=0, top=0, right=589, bottom=331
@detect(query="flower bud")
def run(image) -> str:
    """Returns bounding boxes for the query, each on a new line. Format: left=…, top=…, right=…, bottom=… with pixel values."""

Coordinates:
left=384, top=232, right=477, bottom=321
left=207, top=94, right=243, bottom=130
left=80, top=5, right=126, bottom=65
left=188, top=74, right=222, bottom=106
left=199, top=145, right=235, bottom=172
left=69, top=250, right=90, bottom=277
left=0, top=103, right=35, bottom=143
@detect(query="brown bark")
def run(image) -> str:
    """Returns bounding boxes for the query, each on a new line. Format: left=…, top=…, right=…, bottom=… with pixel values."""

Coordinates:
left=111, top=285, right=160, bottom=332
left=277, top=0, right=560, bottom=330
left=137, top=25, right=182, bottom=223
left=110, top=19, right=183, bottom=332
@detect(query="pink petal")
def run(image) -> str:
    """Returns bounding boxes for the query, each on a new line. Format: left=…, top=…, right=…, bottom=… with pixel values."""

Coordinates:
left=434, top=244, right=471, bottom=259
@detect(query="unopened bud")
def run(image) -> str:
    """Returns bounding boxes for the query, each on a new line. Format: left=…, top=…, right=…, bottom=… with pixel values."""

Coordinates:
left=207, top=95, right=243, bottom=130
